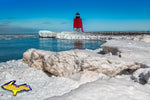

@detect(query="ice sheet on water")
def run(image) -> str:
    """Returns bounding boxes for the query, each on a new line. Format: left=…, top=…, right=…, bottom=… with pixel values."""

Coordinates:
left=0, top=34, right=38, bottom=40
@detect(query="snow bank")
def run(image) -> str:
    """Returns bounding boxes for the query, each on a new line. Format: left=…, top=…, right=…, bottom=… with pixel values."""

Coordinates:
left=101, top=39, right=150, bottom=67
left=141, top=35, right=150, bottom=43
left=133, top=35, right=150, bottom=43
left=45, top=76, right=150, bottom=100
left=1, top=59, right=150, bottom=100
left=0, top=60, right=79, bottom=100
left=39, top=30, right=57, bottom=38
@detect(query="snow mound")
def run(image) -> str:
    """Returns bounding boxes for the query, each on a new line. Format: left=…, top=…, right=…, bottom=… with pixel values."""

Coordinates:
left=0, top=60, right=79, bottom=100
left=133, top=35, right=150, bottom=43
left=39, top=30, right=57, bottom=38
left=45, top=76, right=150, bottom=100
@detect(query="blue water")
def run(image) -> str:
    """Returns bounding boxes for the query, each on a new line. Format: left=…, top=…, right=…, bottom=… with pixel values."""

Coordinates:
left=0, top=34, right=104, bottom=62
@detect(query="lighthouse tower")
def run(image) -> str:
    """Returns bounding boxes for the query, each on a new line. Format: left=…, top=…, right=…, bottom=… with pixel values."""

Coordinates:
left=73, top=12, right=84, bottom=32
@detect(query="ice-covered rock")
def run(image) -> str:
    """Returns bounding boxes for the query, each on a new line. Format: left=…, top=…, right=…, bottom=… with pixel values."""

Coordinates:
left=131, top=68, right=150, bottom=84
left=141, top=35, right=150, bottom=43
left=23, top=48, right=54, bottom=70
left=133, top=35, right=150, bottom=43
left=101, top=39, right=150, bottom=67
left=44, top=50, right=89, bottom=77
left=23, top=48, right=143, bottom=83
left=133, top=36, right=143, bottom=41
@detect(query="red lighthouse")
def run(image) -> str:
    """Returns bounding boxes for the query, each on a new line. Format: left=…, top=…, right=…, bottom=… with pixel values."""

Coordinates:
left=73, top=12, right=84, bottom=32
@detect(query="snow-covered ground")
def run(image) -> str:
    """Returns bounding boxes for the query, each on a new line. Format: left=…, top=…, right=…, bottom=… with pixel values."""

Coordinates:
left=46, top=76, right=150, bottom=100
left=0, top=34, right=150, bottom=100
left=0, top=60, right=79, bottom=100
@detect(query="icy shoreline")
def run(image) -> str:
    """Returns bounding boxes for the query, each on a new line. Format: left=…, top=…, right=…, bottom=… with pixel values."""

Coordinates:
left=0, top=35, right=150, bottom=100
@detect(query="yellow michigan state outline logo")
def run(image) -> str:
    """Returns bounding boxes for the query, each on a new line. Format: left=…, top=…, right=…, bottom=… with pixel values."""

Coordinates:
left=1, top=80, right=32, bottom=96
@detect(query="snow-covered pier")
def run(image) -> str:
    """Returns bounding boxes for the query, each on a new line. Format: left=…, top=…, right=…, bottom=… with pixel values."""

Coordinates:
left=39, top=31, right=112, bottom=40
left=39, top=30, right=150, bottom=40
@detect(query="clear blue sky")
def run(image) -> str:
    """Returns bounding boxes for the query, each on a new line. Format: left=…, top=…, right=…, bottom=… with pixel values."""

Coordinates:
left=0, top=0, right=150, bottom=33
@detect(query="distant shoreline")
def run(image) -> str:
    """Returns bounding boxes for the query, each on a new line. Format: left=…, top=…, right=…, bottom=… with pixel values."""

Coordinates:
left=85, top=31, right=150, bottom=35
left=0, top=31, right=150, bottom=35
left=0, top=33, right=38, bottom=35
